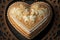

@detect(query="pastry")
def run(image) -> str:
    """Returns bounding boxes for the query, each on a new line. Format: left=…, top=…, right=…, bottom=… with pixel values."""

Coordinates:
left=7, top=2, right=52, bottom=39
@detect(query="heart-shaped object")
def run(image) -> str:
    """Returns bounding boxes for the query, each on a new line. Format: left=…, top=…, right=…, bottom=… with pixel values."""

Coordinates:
left=7, top=2, right=52, bottom=39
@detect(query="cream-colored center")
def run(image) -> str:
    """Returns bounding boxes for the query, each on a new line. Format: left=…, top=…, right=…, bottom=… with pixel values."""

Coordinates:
left=10, top=7, right=48, bottom=23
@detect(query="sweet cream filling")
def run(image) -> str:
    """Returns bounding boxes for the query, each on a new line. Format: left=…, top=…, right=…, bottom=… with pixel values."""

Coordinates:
left=11, top=7, right=48, bottom=22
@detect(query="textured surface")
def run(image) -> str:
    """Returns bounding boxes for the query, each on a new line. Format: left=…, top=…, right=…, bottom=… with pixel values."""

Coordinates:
left=0, top=0, right=60, bottom=40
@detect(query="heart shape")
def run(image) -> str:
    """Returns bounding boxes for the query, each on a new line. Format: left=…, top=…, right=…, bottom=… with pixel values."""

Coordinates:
left=7, top=2, right=52, bottom=39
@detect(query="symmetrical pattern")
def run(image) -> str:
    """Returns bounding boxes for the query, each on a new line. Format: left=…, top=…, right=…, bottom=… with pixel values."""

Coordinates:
left=0, top=0, right=60, bottom=40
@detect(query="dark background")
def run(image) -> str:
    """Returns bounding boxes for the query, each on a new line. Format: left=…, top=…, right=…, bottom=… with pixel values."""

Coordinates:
left=0, top=0, right=60, bottom=40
